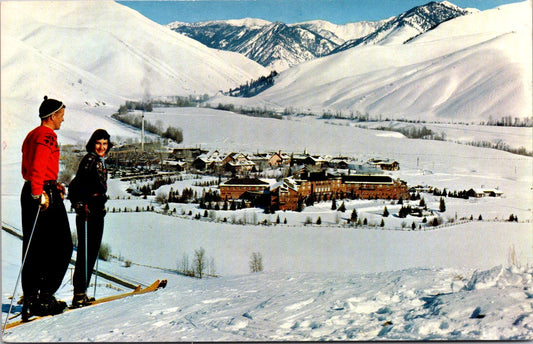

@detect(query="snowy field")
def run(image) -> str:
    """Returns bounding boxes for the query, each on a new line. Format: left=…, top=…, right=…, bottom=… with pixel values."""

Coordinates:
left=2, top=106, right=532, bottom=341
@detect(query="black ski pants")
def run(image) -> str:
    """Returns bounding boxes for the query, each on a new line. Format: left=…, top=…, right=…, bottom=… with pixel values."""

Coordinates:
left=21, top=182, right=73, bottom=298
left=73, top=203, right=105, bottom=294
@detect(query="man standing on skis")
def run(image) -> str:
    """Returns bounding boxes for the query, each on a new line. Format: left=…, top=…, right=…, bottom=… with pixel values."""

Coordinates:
left=68, top=129, right=113, bottom=308
left=20, top=96, right=73, bottom=321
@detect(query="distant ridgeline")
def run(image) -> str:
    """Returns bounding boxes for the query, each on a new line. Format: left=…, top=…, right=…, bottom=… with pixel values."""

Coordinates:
left=226, top=71, right=278, bottom=98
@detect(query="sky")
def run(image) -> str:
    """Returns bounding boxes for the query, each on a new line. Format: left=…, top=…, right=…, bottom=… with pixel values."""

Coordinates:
left=118, top=0, right=524, bottom=24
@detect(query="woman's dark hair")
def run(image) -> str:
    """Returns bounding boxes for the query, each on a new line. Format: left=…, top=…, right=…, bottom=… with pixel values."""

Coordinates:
left=86, top=129, right=114, bottom=153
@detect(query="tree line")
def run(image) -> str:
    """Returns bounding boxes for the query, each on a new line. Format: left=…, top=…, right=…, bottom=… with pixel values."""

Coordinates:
left=113, top=103, right=184, bottom=143
left=227, top=71, right=278, bottom=98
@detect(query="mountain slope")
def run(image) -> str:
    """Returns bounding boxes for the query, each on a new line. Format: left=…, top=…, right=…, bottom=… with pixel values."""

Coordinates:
left=169, top=1, right=474, bottom=70
left=169, top=20, right=340, bottom=71
left=1, top=0, right=268, bottom=107
left=215, top=1, right=532, bottom=122
left=331, top=1, right=475, bottom=52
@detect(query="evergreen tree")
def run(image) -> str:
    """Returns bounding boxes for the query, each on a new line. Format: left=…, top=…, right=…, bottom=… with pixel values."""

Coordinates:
left=383, top=206, right=389, bottom=217
left=351, top=208, right=358, bottom=222
left=337, top=202, right=346, bottom=212
left=316, top=217, right=322, bottom=225
left=380, top=219, right=385, bottom=227
left=331, top=198, right=337, bottom=210
left=439, top=197, right=446, bottom=212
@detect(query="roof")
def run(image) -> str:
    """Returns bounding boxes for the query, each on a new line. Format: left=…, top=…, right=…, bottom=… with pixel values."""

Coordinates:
left=342, top=175, right=394, bottom=184
left=221, top=178, right=269, bottom=186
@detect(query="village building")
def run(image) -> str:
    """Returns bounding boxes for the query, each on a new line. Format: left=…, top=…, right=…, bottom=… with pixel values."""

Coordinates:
left=221, top=152, right=255, bottom=174
left=247, top=153, right=270, bottom=171
left=270, top=177, right=300, bottom=211
left=341, top=175, right=409, bottom=200
left=268, top=151, right=291, bottom=166
left=468, top=188, right=504, bottom=198
left=367, top=158, right=400, bottom=171
left=219, top=177, right=270, bottom=201
left=224, top=160, right=256, bottom=174
left=161, top=159, right=187, bottom=172
left=289, top=152, right=310, bottom=166
left=293, top=170, right=343, bottom=200
left=171, top=147, right=207, bottom=161
left=219, top=167, right=409, bottom=210
left=191, top=150, right=223, bottom=172
left=328, top=156, right=352, bottom=168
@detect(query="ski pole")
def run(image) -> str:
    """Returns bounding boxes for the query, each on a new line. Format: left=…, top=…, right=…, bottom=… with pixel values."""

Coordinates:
left=84, top=213, right=88, bottom=293
left=3, top=206, right=40, bottom=333
left=93, top=252, right=99, bottom=299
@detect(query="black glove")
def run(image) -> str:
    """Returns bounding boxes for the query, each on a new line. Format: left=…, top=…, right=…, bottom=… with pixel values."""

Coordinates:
left=75, top=203, right=89, bottom=220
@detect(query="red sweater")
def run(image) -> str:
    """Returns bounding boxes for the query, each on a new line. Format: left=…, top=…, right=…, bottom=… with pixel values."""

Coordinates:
left=21, top=125, right=60, bottom=196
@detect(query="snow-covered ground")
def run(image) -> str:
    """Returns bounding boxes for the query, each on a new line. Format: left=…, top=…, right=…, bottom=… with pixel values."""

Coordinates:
left=2, top=230, right=533, bottom=341
left=2, top=105, right=532, bottom=340
left=1, top=0, right=532, bottom=341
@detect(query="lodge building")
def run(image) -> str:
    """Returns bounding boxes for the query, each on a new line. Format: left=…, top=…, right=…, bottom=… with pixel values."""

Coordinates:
left=219, top=171, right=409, bottom=211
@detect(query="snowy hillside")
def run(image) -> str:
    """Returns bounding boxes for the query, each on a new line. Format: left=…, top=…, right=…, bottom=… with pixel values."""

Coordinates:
left=3, top=226, right=533, bottom=341
left=0, top=0, right=267, bottom=168
left=0, top=1, right=267, bottom=107
left=215, top=1, right=532, bottom=122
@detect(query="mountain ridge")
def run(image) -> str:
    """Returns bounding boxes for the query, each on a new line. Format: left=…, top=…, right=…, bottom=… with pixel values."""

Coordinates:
left=211, top=1, right=531, bottom=122
left=169, top=1, right=476, bottom=70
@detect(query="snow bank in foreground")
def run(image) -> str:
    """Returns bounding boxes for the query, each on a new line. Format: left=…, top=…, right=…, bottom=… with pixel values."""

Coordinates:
left=3, top=266, right=532, bottom=341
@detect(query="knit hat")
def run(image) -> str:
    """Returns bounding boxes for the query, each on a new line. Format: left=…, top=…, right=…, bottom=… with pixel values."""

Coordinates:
left=39, top=96, right=65, bottom=119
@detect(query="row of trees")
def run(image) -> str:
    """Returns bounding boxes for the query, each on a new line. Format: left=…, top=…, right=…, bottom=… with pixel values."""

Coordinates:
left=215, top=103, right=283, bottom=120
left=374, top=125, right=446, bottom=140
left=112, top=111, right=183, bottom=143
left=460, top=139, right=531, bottom=157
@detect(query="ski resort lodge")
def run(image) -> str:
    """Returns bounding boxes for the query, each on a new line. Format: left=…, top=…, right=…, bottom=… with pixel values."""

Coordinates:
left=219, top=170, right=409, bottom=211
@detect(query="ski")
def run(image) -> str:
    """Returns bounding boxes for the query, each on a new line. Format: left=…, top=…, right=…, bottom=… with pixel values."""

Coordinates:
left=4, top=279, right=167, bottom=330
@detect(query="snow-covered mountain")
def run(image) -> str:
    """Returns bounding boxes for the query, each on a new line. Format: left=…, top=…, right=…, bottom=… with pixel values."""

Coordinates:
left=1, top=1, right=268, bottom=108
left=168, top=1, right=473, bottom=70
left=169, top=20, right=341, bottom=71
left=331, top=1, right=475, bottom=52
left=215, top=1, right=532, bottom=122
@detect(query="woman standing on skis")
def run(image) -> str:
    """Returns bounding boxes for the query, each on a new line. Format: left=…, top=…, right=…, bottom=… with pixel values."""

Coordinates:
left=68, top=129, right=113, bottom=308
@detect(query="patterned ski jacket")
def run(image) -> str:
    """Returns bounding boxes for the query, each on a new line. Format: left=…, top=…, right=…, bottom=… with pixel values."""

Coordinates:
left=21, top=125, right=60, bottom=196
left=69, top=152, right=108, bottom=207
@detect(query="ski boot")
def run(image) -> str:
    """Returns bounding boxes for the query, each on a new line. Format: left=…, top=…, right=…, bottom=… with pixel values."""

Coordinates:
left=35, top=293, right=67, bottom=316
left=71, top=293, right=95, bottom=308
left=21, top=294, right=37, bottom=322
